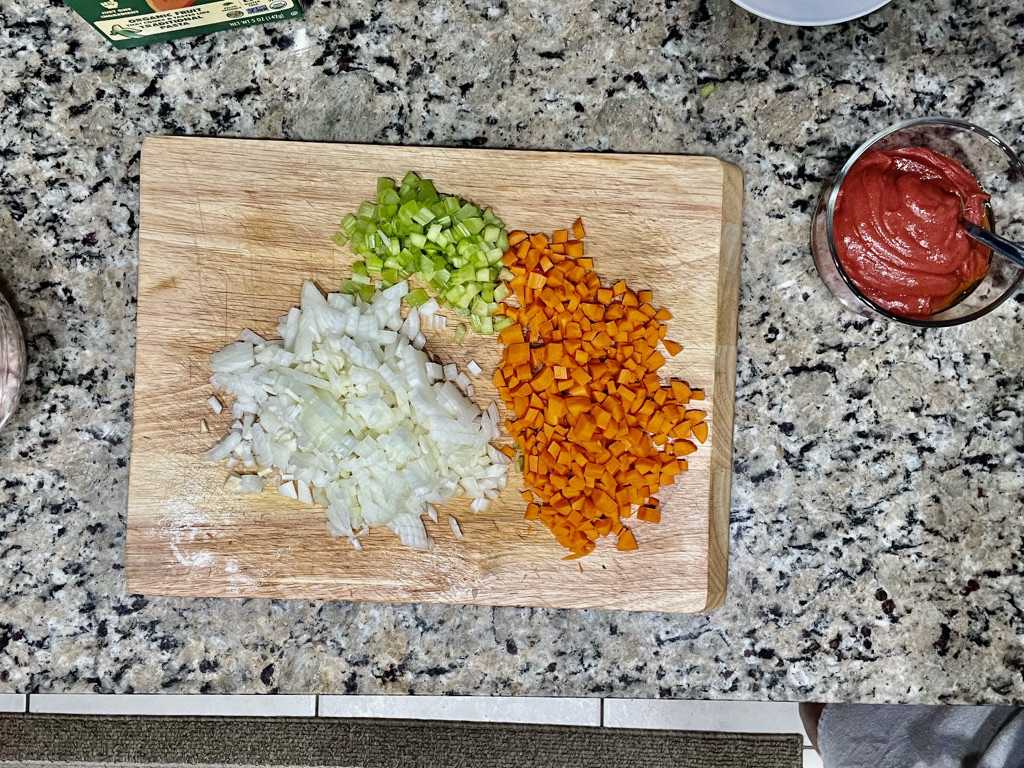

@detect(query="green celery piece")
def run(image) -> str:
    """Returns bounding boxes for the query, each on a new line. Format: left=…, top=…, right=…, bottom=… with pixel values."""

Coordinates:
left=412, top=207, right=435, bottom=226
left=351, top=261, right=368, bottom=277
left=463, top=217, right=485, bottom=235
left=493, top=283, right=510, bottom=303
left=340, top=279, right=363, bottom=295
left=417, top=178, right=438, bottom=203
left=406, top=288, right=430, bottom=307
left=358, top=284, right=376, bottom=303
left=331, top=233, right=348, bottom=248
left=470, top=314, right=482, bottom=333
left=364, top=255, right=384, bottom=274
left=456, top=284, right=479, bottom=309
left=493, top=316, right=513, bottom=332
left=445, top=285, right=465, bottom=304
left=454, top=323, right=467, bottom=343
left=479, top=315, right=493, bottom=334
left=452, top=203, right=479, bottom=222
left=399, top=171, right=420, bottom=194
left=482, top=225, right=501, bottom=244
left=377, top=177, right=396, bottom=197
left=341, top=213, right=358, bottom=231
left=381, top=268, right=399, bottom=284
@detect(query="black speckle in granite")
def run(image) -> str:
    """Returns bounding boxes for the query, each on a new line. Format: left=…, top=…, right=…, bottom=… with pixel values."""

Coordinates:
left=260, top=664, right=275, bottom=685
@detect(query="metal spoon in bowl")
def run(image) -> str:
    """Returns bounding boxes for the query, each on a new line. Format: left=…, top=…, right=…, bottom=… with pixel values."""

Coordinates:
left=962, top=219, right=1024, bottom=269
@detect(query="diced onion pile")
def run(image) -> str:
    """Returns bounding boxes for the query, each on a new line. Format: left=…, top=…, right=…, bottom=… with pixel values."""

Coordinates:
left=204, top=280, right=508, bottom=550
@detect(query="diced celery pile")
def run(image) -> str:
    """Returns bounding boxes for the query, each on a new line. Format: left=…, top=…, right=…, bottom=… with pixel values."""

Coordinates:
left=334, top=172, right=516, bottom=334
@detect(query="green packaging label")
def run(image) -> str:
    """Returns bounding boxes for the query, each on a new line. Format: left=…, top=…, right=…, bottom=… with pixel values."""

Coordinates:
left=63, top=0, right=303, bottom=48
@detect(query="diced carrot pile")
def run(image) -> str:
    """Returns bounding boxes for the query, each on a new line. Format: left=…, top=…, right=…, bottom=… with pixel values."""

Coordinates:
left=493, top=218, right=707, bottom=559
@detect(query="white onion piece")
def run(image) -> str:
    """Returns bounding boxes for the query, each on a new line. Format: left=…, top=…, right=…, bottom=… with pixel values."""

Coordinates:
left=204, top=280, right=506, bottom=550
left=204, top=431, right=241, bottom=462
left=467, top=360, right=482, bottom=376
left=449, top=516, right=463, bottom=539
left=207, top=396, right=223, bottom=415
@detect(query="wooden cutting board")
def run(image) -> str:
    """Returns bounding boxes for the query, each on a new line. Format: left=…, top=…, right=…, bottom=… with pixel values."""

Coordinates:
left=128, top=137, right=742, bottom=613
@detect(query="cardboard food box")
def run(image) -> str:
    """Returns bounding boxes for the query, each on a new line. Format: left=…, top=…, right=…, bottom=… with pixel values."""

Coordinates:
left=64, top=0, right=303, bottom=48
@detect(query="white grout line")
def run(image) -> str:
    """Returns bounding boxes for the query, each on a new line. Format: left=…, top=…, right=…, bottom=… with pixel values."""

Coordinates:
left=0, top=694, right=26, bottom=713
left=29, top=694, right=316, bottom=717
left=319, top=695, right=601, bottom=727
left=604, top=699, right=810, bottom=746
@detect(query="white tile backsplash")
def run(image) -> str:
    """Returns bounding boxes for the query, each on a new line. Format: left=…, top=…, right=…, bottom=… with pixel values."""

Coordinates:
left=0, top=694, right=25, bottom=713
left=603, top=699, right=810, bottom=746
left=28, top=694, right=315, bottom=717
left=319, top=695, right=600, bottom=726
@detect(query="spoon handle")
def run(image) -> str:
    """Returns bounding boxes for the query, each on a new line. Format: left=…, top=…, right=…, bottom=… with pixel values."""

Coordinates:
left=962, top=221, right=1024, bottom=269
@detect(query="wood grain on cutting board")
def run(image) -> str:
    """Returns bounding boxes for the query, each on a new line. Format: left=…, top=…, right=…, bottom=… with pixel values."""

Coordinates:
left=128, top=136, right=743, bottom=613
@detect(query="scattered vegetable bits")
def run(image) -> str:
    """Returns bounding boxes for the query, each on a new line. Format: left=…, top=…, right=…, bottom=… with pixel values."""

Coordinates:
left=493, top=220, right=706, bottom=559
left=334, top=173, right=513, bottom=334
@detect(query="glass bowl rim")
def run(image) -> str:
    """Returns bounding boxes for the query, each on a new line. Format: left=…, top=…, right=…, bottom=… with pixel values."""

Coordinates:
left=824, top=116, right=1024, bottom=327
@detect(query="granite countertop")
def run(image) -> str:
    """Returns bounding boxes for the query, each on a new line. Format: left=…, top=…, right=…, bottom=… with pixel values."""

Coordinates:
left=2, top=0, right=1024, bottom=702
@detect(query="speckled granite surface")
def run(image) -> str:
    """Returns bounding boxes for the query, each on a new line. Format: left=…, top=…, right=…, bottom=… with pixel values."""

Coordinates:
left=1, top=0, right=1023, bottom=702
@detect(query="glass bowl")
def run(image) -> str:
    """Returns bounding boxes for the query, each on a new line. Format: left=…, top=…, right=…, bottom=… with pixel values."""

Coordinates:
left=811, top=117, right=1024, bottom=326
left=0, top=291, right=26, bottom=432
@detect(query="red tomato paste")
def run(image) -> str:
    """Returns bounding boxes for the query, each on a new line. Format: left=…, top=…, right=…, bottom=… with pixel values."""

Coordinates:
left=833, top=146, right=991, bottom=318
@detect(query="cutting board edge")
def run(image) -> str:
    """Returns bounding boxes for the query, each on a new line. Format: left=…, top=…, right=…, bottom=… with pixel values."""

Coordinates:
left=704, top=159, right=743, bottom=611
left=121, top=570, right=713, bottom=614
